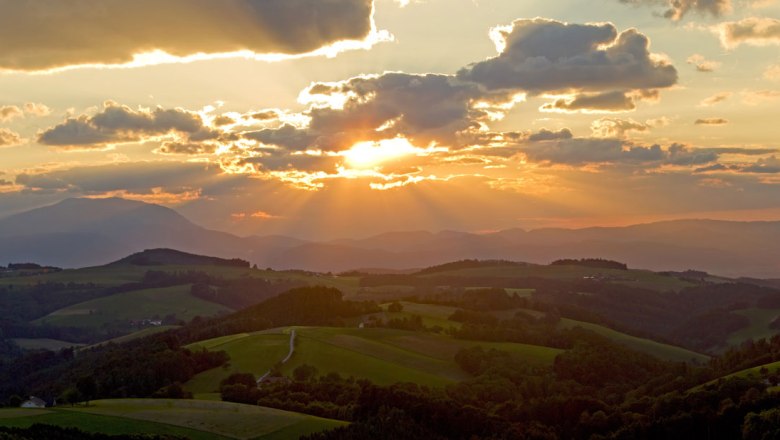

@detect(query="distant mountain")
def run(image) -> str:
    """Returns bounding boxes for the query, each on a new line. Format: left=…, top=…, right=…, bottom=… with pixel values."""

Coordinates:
left=0, top=198, right=292, bottom=268
left=0, top=198, right=778, bottom=277
left=111, top=248, right=250, bottom=267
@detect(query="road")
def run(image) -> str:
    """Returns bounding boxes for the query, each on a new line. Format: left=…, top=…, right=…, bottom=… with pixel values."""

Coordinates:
left=257, top=329, right=296, bottom=384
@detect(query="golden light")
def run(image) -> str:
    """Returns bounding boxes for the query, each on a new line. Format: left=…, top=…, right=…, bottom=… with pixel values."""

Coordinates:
left=343, top=138, right=418, bottom=169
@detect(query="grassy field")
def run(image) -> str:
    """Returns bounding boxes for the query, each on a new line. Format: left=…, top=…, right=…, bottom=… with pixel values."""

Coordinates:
left=186, top=326, right=562, bottom=391
left=11, top=338, right=84, bottom=351
left=423, top=264, right=694, bottom=292
left=0, top=399, right=346, bottom=439
left=82, top=325, right=181, bottom=350
left=35, top=285, right=232, bottom=329
left=185, top=333, right=291, bottom=394
left=726, top=308, right=780, bottom=347
left=362, top=301, right=707, bottom=364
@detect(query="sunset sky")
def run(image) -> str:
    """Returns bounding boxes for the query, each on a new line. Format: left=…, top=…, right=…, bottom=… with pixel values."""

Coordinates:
left=1, top=0, right=779, bottom=238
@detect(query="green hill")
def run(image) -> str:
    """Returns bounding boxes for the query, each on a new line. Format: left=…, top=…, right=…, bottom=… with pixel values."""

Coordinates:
left=111, top=248, right=250, bottom=268
left=35, top=285, right=232, bottom=329
left=185, top=326, right=562, bottom=393
left=376, top=301, right=708, bottom=363
left=0, top=399, right=346, bottom=439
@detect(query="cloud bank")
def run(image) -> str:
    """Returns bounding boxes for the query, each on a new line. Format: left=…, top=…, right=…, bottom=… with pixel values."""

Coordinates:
left=0, top=0, right=379, bottom=71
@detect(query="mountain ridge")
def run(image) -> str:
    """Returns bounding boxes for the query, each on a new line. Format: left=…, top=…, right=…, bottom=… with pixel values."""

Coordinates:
left=1, top=197, right=778, bottom=277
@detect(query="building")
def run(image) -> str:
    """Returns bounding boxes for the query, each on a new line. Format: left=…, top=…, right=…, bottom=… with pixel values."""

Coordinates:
left=20, top=396, right=46, bottom=408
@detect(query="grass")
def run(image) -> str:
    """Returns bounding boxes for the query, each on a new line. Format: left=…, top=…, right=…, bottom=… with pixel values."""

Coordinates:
left=81, top=326, right=180, bottom=350
left=186, top=326, right=563, bottom=390
left=35, top=285, right=232, bottom=329
left=726, top=308, right=780, bottom=347
left=557, top=318, right=709, bottom=363
left=185, top=333, right=291, bottom=394
left=423, top=264, right=693, bottom=292
left=11, top=338, right=83, bottom=351
left=0, top=399, right=347, bottom=440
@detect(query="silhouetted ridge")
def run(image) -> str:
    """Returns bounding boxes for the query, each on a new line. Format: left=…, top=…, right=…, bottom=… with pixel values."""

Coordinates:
left=111, top=248, right=249, bottom=268
left=414, top=259, right=527, bottom=275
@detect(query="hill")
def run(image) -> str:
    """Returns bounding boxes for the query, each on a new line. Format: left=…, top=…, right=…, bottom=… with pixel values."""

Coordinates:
left=0, top=399, right=347, bottom=439
left=111, top=249, right=250, bottom=268
left=184, top=326, right=563, bottom=393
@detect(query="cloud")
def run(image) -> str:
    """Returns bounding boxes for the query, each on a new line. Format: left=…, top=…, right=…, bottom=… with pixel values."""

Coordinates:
left=0, top=128, right=23, bottom=147
left=619, top=0, right=732, bottom=20
left=743, top=156, right=780, bottom=173
left=765, top=64, right=780, bottom=80
left=687, top=54, right=720, bottom=72
left=539, top=91, right=638, bottom=113
left=699, top=92, right=732, bottom=106
left=38, top=102, right=215, bottom=148
left=23, top=103, right=52, bottom=116
left=528, top=128, right=573, bottom=142
left=457, top=19, right=676, bottom=113
left=741, top=89, right=780, bottom=105
left=0, top=0, right=381, bottom=72
left=155, top=141, right=219, bottom=155
left=716, top=17, right=780, bottom=48
left=459, top=19, right=677, bottom=93
left=591, top=118, right=651, bottom=138
left=0, top=106, right=23, bottom=122
left=695, top=117, right=729, bottom=125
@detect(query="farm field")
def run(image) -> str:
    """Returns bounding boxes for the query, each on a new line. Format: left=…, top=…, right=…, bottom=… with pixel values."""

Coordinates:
left=368, top=301, right=708, bottom=363
left=10, top=338, right=83, bottom=351
left=423, top=264, right=694, bottom=291
left=185, top=332, right=291, bottom=395
left=726, top=308, right=780, bottom=347
left=34, top=285, right=233, bottom=329
left=0, top=399, right=346, bottom=439
left=186, top=326, right=563, bottom=391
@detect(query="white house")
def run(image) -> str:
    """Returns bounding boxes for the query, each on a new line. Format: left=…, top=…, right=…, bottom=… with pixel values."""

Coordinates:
left=20, top=396, right=46, bottom=408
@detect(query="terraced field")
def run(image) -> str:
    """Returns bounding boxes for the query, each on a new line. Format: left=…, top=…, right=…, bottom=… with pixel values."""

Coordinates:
left=0, top=399, right=347, bottom=440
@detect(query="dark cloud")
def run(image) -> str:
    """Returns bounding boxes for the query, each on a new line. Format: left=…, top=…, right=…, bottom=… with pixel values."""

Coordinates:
left=591, top=118, right=650, bottom=138
left=695, top=118, right=729, bottom=125
left=743, top=156, right=780, bottom=174
left=38, top=102, right=214, bottom=148
left=528, top=128, right=573, bottom=142
left=0, top=0, right=376, bottom=71
left=457, top=18, right=677, bottom=103
left=252, top=73, right=503, bottom=151
left=0, top=128, right=22, bottom=147
left=156, top=142, right=218, bottom=155
left=540, top=91, right=637, bottom=113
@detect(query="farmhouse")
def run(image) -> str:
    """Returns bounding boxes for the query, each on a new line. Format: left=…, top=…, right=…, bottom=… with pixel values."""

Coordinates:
left=20, top=396, right=46, bottom=408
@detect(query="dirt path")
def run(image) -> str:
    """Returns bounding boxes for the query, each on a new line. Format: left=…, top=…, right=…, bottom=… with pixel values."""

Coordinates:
left=257, top=329, right=296, bottom=383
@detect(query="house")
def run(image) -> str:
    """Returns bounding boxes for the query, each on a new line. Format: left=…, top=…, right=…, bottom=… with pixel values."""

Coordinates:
left=20, top=396, right=46, bottom=408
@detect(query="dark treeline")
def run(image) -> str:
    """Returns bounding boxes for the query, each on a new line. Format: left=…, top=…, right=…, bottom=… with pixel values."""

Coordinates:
left=0, top=424, right=185, bottom=440
left=550, top=258, right=628, bottom=270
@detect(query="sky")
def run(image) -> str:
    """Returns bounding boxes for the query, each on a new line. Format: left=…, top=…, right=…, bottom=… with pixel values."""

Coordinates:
left=1, top=0, right=779, bottom=239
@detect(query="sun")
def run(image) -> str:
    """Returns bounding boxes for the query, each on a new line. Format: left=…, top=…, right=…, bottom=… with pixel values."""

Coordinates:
left=342, top=138, right=418, bottom=169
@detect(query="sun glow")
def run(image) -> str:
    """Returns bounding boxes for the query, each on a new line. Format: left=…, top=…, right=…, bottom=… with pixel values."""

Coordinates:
left=343, top=138, right=418, bottom=169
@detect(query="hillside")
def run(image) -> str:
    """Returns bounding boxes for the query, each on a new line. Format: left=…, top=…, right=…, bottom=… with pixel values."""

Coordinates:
left=0, top=399, right=346, bottom=439
left=184, top=326, right=563, bottom=394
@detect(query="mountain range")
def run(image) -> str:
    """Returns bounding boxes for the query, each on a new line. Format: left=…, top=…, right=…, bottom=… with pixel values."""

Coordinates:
left=1, top=197, right=778, bottom=278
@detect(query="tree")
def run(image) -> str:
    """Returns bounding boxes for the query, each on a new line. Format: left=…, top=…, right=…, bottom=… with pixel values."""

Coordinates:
left=387, top=302, right=404, bottom=313
left=293, top=364, right=319, bottom=382
left=76, top=376, right=97, bottom=406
